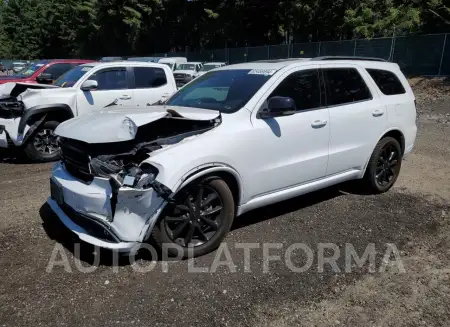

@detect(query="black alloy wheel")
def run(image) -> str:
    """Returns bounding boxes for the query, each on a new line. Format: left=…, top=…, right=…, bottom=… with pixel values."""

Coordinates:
left=33, top=128, right=59, bottom=156
left=151, top=178, right=235, bottom=258
left=374, top=143, right=401, bottom=187
left=24, top=120, right=61, bottom=162
left=164, top=185, right=224, bottom=247
left=363, top=136, right=402, bottom=193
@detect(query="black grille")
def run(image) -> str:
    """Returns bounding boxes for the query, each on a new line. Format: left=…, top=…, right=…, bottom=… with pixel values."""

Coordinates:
left=59, top=138, right=93, bottom=182
left=174, top=73, right=185, bottom=79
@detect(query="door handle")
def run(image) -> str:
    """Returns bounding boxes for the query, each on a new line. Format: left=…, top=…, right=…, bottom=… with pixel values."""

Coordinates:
left=119, top=95, right=132, bottom=100
left=311, top=120, right=327, bottom=128
left=372, top=110, right=384, bottom=117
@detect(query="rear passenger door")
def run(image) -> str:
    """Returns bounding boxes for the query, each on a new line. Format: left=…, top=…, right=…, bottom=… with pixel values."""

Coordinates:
left=131, top=66, right=174, bottom=106
left=322, top=65, right=388, bottom=176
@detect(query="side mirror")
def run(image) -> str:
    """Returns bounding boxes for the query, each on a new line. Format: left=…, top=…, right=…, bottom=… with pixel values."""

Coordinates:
left=258, top=96, right=296, bottom=119
left=80, top=80, right=98, bottom=91
left=36, top=73, right=53, bottom=84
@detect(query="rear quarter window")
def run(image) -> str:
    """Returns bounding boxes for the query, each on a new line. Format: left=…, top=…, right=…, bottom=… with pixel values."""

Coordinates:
left=367, top=69, right=406, bottom=96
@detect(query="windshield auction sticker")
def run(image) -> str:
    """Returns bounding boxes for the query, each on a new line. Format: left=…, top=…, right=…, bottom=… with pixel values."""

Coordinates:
left=248, top=69, right=277, bottom=76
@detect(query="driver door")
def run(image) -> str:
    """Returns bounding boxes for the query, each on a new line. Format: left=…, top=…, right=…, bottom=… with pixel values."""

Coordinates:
left=248, top=66, right=330, bottom=197
left=75, top=67, right=133, bottom=115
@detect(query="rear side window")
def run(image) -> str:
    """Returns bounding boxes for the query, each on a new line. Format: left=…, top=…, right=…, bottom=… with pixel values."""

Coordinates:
left=324, top=68, right=372, bottom=106
left=134, top=67, right=167, bottom=88
left=367, top=69, right=406, bottom=95
left=270, top=69, right=322, bottom=111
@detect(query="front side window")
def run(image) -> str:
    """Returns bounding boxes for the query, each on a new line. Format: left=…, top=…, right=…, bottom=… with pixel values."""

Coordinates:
left=367, top=69, right=406, bottom=95
left=134, top=67, right=167, bottom=88
left=324, top=68, right=372, bottom=106
left=43, top=63, right=76, bottom=80
left=88, top=68, right=128, bottom=90
left=270, top=69, right=322, bottom=111
left=166, top=69, right=273, bottom=113
left=54, top=65, right=94, bottom=87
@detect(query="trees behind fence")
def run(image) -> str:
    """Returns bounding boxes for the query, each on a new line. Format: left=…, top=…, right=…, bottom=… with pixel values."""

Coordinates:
left=155, top=34, right=450, bottom=76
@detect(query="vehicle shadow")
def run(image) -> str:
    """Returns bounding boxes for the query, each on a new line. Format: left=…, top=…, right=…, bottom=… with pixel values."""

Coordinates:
left=232, top=185, right=343, bottom=231
left=39, top=181, right=366, bottom=267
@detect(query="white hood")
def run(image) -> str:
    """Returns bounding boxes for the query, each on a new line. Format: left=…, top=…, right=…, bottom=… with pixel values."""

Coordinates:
left=55, top=105, right=221, bottom=144
left=0, top=82, right=59, bottom=98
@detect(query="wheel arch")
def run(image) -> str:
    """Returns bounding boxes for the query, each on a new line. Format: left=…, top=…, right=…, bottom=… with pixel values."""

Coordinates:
left=18, top=104, right=74, bottom=136
left=362, top=128, right=405, bottom=176
left=174, top=165, right=243, bottom=208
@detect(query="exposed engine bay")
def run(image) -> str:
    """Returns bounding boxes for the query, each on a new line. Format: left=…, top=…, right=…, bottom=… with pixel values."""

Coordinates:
left=58, top=109, right=222, bottom=218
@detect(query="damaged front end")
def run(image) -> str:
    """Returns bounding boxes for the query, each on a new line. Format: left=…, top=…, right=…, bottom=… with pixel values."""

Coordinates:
left=49, top=108, right=221, bottom=250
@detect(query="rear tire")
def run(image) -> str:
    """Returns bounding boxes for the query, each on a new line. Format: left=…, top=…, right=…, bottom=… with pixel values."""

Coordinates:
left=150, top=177, right=235, bottom=258
left=23, top=120, right=60, bottom=162
left=362, top=137, right=402, bottom=194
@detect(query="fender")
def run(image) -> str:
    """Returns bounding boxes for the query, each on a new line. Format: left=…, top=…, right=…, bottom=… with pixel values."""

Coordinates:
left=174, top=164, right=243, bottom=204
left=18, top=104, right=74, bottom=135
left=360, top=128, right=405, bottom=177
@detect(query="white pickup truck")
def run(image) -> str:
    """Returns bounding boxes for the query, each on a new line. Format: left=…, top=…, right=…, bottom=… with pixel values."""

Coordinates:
left=0, top=61, right=177, bottom=161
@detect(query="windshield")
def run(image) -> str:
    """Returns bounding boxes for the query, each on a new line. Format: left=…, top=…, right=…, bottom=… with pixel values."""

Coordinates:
left=201, top=64, right=222, bottom=72
left=176, top=64, right=196, bottom=71
left=18, top=62, right=44, bottom=77
left=165, top=69, right=274, bottom=113
left=54, top=65, right=94, bottom=87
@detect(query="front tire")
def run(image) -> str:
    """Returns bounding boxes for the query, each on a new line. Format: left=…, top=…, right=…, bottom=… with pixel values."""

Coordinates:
left=23, top=120, right=60, bottom=162
left=151, top=177, right=235, bottom=258
left=362, top=137, right=402, bottom=194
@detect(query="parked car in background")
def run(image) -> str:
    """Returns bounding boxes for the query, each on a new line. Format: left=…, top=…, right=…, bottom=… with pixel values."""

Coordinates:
left=11, top=62, right=27, bottom=74
left=101, top=56, right=123, bottom=62
left=0, top=59, right=95, bottom=85
left=0, top=61, right=177, bottom=161
left=0, top=62, right=5, bottom=72
left=127, top=57, right=162, bottom=63
left=197, top=62, right=227, bottom=77
left=173, top=62, right=203, bottom=87
left=158, top=57, right=187, bottom=71
left=46, top=57, right=417, bottom=257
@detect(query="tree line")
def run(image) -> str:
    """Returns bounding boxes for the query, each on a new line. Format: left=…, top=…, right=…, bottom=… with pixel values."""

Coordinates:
left=0, top=0, right=449, bottom=59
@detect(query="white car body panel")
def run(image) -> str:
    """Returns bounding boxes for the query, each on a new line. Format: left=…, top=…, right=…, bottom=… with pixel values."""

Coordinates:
left=47, top=58, right=418, bottom=251
left=0, top=62, right=177, bottom=148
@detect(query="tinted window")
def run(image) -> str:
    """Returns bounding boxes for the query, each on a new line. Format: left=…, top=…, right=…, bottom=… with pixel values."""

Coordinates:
left=367, top=69, right=406, bottom=95
left=43, top=63, right=75, bottom=79
left=134, top=67, right=167, bottom=88
left=88, top=68, right=128, bottom=90
left=54, top=65, right=94, bottom=88
left=166, top=69, right=272, bottom=113
left=324, top=68, right=372, bottom=106
left=270, top=69, right=322, bottom=111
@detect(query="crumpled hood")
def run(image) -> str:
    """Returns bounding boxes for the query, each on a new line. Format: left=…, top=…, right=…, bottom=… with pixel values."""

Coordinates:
left=0, top=82, right=60, bottom=99
left=55, top=105, right=221, bottom=143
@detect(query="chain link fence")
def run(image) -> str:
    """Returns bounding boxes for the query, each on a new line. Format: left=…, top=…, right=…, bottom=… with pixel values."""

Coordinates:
left=158, top=33, right=449, bottom=76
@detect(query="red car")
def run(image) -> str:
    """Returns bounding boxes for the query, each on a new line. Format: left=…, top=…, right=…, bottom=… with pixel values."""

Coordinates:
left=0, top=59, right=96, bottom=85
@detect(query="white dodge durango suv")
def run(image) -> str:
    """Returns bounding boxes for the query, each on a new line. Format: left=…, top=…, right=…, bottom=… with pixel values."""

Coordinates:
left=47, top=57, right=417, bottom=257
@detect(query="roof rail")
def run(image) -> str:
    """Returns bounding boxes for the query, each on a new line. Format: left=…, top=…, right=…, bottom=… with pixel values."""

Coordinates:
left=312, top=56, right=388, bottom=62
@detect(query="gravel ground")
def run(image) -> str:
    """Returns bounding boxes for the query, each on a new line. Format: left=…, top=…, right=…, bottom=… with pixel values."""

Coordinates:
left=0, top=79, right=449, bottom=327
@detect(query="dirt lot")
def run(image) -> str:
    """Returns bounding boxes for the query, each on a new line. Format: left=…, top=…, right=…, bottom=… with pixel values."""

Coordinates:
left=0, top=78, right=449, bottom=327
